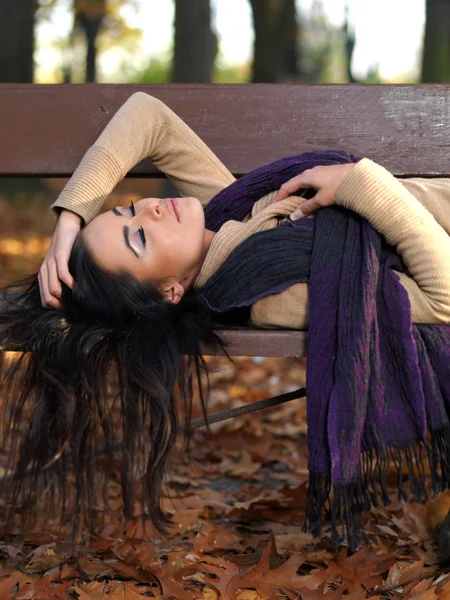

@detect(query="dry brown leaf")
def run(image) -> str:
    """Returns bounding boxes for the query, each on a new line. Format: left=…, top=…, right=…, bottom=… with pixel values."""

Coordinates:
left=0, top=572, right=31, bottom=597
left=107, top=581, right=150, bottom=599
left=220, top=450, right=261, bottom=477
left=15, top=573, right=71, bottom=599
left=409, top=589, right=438, bottom=600
left=274, top=531, right=316, bottom=554
left=382, top=560, right=425, bottom=591
left=404, top=577, right=433, bottom=598
left=236, top=590, right=264, bottom=600
left=426, top=490, right=450, bottom=532
left=77, top=555, right=116, bottom=580
left=203, top=586, right=220, bottom=600
left=192, top=524, right=243, bottom=554
left=295, top=588, right=344, bottom=600
left=0, top=545, right=23, bottom=559
left=60, top=563, right=81, bottom=580
left=395, top=502, right=433, bottom=540
left=24, top=548, right=67, bottom=574
left=237, top=538, right=310, bottom=595
left=74, top=581, right=106, bottom=600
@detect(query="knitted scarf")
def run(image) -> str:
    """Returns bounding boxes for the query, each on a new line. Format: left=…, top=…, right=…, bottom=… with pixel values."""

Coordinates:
left=199, top=150, right=450, bottom=550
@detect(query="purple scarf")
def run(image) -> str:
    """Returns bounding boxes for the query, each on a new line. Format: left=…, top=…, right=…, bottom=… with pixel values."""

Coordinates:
left=200, top=150, right=450, bottom=549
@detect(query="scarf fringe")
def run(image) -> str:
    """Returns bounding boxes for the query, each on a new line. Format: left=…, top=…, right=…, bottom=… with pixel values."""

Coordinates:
left=302, top=426, right=450, bottom=551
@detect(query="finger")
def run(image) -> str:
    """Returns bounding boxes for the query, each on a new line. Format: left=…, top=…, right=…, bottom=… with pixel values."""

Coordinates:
left=38, top=270, right=46, bottom=308
left=56, top=257, right=74, bottom=289
left=47, top=259, right=63, bottom=301
left=44, top=296, right=62, bottom=310
left=272, top=172, right=312, bottom=203
left=38, top=266, right=53, bottom=309
left=290, top=198, right=321, bottom=220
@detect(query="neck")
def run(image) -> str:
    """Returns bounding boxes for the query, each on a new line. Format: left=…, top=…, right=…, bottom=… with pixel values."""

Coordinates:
left=185, top=228, right=215, bottom=289
left=198, top=227, right=215, bottom=271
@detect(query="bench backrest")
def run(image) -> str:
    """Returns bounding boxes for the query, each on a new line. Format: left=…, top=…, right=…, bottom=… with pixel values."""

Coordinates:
left=2, top=83, right=450, bottom=356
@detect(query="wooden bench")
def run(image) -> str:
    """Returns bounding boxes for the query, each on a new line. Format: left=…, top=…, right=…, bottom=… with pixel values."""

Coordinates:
left=1, top=83, right=450, bottom=360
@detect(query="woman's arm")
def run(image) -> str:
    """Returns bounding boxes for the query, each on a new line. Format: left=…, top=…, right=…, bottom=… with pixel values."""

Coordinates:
left=334, top=158, right=450, bottom=322
left=400, top=177, right=450, bottom=236
left=42, top=92, right=235, bottom=308
left=260, top=160, right=450, bottom=327
left=51, top=91, right=236, bottom=224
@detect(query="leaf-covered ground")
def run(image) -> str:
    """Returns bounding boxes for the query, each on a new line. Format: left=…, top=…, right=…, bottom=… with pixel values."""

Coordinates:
left=1, top=186, right=450, bottom=599
left=0, top=355, right=449, bottom=599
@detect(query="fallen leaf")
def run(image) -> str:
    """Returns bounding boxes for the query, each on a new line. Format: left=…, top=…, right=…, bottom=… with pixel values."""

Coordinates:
left=382, top=560, right=425, bottom=591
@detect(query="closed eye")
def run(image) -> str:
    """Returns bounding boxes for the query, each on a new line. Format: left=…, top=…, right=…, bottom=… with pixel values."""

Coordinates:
left=138, top=226, right=146, bottom=247
left=111, top=204, right=146, bottom=256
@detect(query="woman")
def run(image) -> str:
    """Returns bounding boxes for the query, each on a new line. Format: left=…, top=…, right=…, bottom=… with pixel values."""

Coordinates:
left=1, top=92, right=450, bottom=548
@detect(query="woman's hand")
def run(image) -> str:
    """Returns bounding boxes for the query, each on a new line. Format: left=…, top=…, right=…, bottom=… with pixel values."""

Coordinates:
left=38, top=209, right=82, bottom=309
left=272, top=163, right=356, bottom=219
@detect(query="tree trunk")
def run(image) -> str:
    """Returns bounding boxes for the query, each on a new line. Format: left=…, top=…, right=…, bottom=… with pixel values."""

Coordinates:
left=172, top=0, right=217, bottom=82
left=279, top=0, right=300, bottom=80
left=77, top=14, right=103, bottom=82
left=343, top=1, right=357, bottom=83
left=421, top=0, right=450, bottom=82
left=0, top=0, right=36, bottom=83
left=249, top=0, right=299, bottom=83
left=74, top=0, right=106, bottom=83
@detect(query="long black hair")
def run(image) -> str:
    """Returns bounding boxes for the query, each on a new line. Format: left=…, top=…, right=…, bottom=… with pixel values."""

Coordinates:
left=0, top=233, right=229, bottom=544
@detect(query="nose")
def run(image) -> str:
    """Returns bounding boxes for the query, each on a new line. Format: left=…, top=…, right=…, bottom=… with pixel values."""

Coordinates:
left=140, top=199, right=162, bottom=221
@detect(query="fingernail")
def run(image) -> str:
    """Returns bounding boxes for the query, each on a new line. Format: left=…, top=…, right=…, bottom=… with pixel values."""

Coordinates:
left=290, top=208, right=304, bottom=221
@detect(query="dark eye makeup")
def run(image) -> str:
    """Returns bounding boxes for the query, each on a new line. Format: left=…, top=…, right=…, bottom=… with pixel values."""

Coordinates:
left=138, top=227, right=146, bottom=247
left=129, top=200, right=146, bottom=248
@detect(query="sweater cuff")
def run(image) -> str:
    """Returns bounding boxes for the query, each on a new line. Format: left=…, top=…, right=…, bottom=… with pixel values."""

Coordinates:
left=50, top=146, right=124, bottom=225
left=335, top=158, right=380, bottom=212
left=334, top=157, right=415, bottom=246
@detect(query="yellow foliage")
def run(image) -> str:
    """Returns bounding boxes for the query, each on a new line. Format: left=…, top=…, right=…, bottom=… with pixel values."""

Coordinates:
left=0, top=237, right=51, bottom=257
left=75, top=0, right=106, bottom=21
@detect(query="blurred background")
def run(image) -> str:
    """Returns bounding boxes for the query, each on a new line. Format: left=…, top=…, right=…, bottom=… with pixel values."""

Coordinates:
left=0, top=0, right=449, bottom=284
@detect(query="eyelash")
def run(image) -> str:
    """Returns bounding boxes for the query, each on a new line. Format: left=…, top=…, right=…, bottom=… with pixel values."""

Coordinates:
left=129, top=200, right=147, bottom=248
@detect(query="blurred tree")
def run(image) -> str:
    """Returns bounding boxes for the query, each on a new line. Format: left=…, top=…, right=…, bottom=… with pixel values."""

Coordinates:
left=0, top=0, right=37, bottom=82
left=172, top=0, right=217, bottom=82
left=421, top=0, right=450, bottom=82
left=74, top=0, right=106, bottom=82
left=165, top=1, right=218, bottom=199
left=297, top=0, right=336, bottom=82
left=343, top=0, right=356, bottom=83
left=340, top=1, right=380, bottom=84
left=248, top=0, right=300, bottom=82
left=38, top=0, right=140, bottom=83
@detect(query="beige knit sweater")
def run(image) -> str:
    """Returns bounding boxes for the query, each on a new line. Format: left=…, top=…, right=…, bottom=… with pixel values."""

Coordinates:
left=51, top=92, right=450, bottom=328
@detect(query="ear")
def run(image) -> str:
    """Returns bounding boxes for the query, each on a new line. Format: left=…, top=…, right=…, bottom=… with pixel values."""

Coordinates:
left=162, top=280, right=185, bottom=304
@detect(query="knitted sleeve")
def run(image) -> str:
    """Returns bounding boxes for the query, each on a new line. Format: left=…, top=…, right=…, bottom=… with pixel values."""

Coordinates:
left=250, top=164, right=450, bottom=328
left=335, top=158, right=450, bottom=323
left=51, top=91, right=236, bottom=224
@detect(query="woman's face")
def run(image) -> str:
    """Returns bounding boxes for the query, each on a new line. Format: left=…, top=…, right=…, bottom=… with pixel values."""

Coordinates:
left=82, top=196, right=208, bottom=303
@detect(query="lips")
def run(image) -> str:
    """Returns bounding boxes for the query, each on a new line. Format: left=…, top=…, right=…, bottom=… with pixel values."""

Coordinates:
left=169, top=198, right=180, bottom=222
left=165, top=198, right=177, bottom=221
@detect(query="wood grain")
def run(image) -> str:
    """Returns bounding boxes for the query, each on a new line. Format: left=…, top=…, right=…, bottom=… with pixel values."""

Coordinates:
left=1, top=83, right=450, bottom=177
left=203, top=329, right=307, bottom=357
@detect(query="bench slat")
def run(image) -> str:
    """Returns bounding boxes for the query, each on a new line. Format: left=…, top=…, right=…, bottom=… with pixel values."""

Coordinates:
left=2, top=83, right=450, bottom=177
left=205, top=329, right=307, bottom=357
